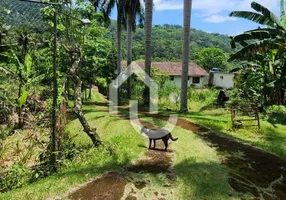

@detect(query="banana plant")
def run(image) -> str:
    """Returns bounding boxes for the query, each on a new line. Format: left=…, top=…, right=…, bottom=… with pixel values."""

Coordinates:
left=228, top=1, right=286, bottom=105
left=0, top=52, right=44, bottom=128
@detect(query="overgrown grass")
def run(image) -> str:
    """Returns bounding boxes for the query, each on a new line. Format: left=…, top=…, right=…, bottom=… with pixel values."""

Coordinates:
left=0, top=96, right=145, bottom=200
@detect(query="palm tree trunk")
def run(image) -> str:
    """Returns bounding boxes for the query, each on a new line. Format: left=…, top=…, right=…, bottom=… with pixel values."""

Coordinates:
left=89, top=82, right=92, bottom=99
left=144, top=0, right=153, bottom=107
left=180, top=0, right=192, bottom=113
left=127, top=12, right=133, bottom=99
left=117, top=7, right=122, bottom=103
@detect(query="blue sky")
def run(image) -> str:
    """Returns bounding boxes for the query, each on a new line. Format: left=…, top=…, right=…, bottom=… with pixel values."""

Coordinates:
left=111, top=0, right=281, bottom=36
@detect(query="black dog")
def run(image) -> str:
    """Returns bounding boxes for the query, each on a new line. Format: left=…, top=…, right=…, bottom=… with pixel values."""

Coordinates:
left=141, top=126, right=178, bottom=151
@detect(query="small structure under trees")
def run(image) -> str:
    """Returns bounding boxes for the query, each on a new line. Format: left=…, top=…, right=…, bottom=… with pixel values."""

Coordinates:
left=231, top=104, right=260, bottom=129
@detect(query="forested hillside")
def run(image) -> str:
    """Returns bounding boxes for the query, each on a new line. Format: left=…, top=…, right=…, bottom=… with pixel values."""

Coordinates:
left=108, top=22, right=232, bottom=62
left=0, top=0, right=45, bottom=30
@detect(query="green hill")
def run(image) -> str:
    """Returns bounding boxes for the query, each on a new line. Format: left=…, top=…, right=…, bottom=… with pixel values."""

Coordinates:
left=108, top=22, right=232, bottom=61
left=0, top=0, right=45, bottom=30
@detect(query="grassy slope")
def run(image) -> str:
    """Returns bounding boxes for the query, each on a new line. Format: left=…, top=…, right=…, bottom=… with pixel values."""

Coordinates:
left=0, top=97, right=145, bottom=200
left=140, top=117, right=246, bottom=199
left=181, top=106, right=286, bottom=160
left=1, top=91, right=248, bottom=200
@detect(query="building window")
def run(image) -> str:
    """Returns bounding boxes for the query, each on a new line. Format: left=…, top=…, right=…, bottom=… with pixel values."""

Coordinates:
left=188, top=76, right=190, bottom=80
left=192, top=77, right=200, bottom=84
left=170, top=76, right=174, bottom=81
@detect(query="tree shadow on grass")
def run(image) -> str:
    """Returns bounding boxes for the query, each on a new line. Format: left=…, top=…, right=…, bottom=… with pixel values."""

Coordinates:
left=58, top=153, right=131, bottom=180
left=259, top=126, right=286, bottom=159
left=266, top=113, right=286, bottom=126
left=174, top=159, right=245, bottom=199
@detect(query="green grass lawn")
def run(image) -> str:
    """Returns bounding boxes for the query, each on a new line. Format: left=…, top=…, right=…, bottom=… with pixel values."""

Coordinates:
left=141, top=117, right=248, bottom=199
left=179, top=105, right=286, bottom=160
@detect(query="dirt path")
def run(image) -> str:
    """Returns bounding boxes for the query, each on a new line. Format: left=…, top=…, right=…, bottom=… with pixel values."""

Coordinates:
left=154, top=115, right=286, bottom=200
left=68, top=115, right=177, bottom=200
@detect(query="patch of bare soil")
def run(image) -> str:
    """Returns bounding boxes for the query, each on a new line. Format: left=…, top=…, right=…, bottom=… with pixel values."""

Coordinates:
left=156, top=115, right=286, bottom=200
left=69, top=172, right=127, bottom=200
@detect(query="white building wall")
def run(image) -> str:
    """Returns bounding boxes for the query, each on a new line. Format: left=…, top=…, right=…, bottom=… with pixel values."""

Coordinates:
left=172, top=76, right=207, bottom=88
left=173, top=76, right=181, bottom=87
left=212, top=73, right=234, bottom=89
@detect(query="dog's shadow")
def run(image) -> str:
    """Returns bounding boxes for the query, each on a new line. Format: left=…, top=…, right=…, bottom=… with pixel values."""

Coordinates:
left=137, top=145, right=173, bottom=153
left=149, top=148, right=174, bottom=153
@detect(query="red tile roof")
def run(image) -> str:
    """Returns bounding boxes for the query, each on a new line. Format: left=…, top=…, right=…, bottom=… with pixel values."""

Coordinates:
left=121, top=61, right=209, bottom=77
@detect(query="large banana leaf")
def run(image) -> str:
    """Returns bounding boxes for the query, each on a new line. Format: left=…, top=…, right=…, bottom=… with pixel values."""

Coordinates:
left=18, top=90, right=28, bottom=108
left=24, top=53, right=32, bottom=77
left=251, top=1, right=283, bottom=28
left=229, top=11, right=275, bottom=27
left=245, top=28, right=285, bottom=35
left=230, top=30, right=276, bottom=48
left=229, top=40, right=283, bottom=61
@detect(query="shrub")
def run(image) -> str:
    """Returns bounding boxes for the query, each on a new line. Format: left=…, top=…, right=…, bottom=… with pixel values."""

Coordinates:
left=265, top=105, right=286, bottom=125
left=188, top=87, right=218, bottom=105
left=0, top=164, right=30, bottom=191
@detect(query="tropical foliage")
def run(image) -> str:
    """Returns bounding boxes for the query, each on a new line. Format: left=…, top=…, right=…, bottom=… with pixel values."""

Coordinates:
left=229, top=1, right=286, bottom=105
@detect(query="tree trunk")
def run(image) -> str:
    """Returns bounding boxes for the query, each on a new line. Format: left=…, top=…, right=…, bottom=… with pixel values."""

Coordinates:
left=50, top=10, right=58, bottom=171
left=89, top=82, right=92, bottom=99
left=117, top=6, right=123, bottom=103
left=127, top=12, right=133, bottom=99
left=69, top=56, right=101, bottom=147
left=144, top=0, right=153, bottom=107
left=180, top=0, right=192, bottom=113
left=64, top=78, right=69, bottom=106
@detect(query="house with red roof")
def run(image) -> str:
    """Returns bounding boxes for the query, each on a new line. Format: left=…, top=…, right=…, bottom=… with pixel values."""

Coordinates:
left=121, top=61, right=209, bottom=88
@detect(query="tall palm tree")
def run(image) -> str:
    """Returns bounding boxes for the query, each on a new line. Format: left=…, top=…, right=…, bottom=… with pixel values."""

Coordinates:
left=125, top=0, right=144, bottom=99
left=101, top=0, right=126, bottom=98
left=144, top=0, right=153, bottom=107
left=180, top=0, right=192, bottom=113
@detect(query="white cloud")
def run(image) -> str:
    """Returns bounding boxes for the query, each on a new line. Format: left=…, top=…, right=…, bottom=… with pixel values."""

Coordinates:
left=154, top=0, right=280, bottom=23
left=204, top=14, right=238, bottom=23
left=154, top=0, right=183, bottom=10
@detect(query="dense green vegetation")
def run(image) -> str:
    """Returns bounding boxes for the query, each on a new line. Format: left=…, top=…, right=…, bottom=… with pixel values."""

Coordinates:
left=108, top=22, right=232, bottom=62
left=0, top=94, right=146, bottom=199
left=1, top=0, right=286, bottom=199
left=229, top=1, right=286, bottom=106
